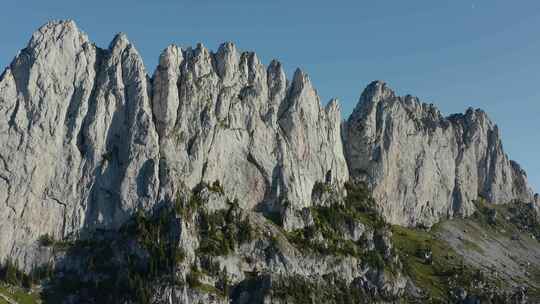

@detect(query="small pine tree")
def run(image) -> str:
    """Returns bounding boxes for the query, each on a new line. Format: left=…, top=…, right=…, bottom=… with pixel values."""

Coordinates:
left=4, top=259, right=20, bottom=285
left=22, top=273, right=32, bottom=288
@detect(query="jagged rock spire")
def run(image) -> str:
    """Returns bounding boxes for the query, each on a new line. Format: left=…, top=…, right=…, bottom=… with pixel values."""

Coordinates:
left=343, top=81, right=536, bottom=227
left=0, top=20, right=160, bottom=270
left=0, top=20, right=535, bottom=271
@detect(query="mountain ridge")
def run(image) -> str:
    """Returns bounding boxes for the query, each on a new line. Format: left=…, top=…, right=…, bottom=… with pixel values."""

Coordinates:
left=1, top=18, right=537, bottom=267
left=0, top=20, right=539, bottom=303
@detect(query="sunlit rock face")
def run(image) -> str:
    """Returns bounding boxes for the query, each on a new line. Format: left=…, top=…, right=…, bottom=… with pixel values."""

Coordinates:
left=0, top=21, right=349, bottom=269
left=343, top=80, right=535, bottom=227
left=0, top=20, right=535, bottom=271
left=0, top=20, right=161, bottom=269
left=153, top=41, right=349, bottom=216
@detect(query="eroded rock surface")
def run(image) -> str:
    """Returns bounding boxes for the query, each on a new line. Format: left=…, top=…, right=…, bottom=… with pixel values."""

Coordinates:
left=0, top=20, right=349, bottom=270
left=344, top=81, right=535, bottom=227
left=0, top=20, right=537, bottom=279
left=152, top=41, right=349, bottom=228
left=0, top=20, right=160, bottom=269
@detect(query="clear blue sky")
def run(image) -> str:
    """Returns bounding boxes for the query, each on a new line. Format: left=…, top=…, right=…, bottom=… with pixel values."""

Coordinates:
left=1, top=0, right=539, bottom=192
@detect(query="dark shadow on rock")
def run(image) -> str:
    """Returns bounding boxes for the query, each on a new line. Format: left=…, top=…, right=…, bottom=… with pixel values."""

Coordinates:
left=41, top=205, right=181, bottom=304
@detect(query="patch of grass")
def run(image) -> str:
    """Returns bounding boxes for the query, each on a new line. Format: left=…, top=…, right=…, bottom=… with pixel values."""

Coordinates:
left=186, top=266, right=225, bottom=298
left=0, top=284, right=40, bottom=304
left=392, top=225, right=503, bottom=302
left=392, top=225, right=447, bottom=300
left=461, top=238, right=484, bottom=254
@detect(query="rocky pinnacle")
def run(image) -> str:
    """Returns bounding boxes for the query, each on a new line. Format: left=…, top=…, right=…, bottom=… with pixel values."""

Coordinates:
left=0, top=20, right=536, bottom=269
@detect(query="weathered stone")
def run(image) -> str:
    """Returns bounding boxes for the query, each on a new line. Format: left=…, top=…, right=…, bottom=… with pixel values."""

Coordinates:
left=0, top=20, right=160, bottom=270
left=0, top=21, right=537, bottom=284
left=154, top=43, right=349, bottom=219
left=344, top=81, right=536, bottom=227
left=0, top=21, right=349, bottom=270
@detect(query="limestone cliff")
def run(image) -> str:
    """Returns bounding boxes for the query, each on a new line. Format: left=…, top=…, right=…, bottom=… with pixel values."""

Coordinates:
left=153, top=42, right=349, bottom=221
left=0, top=20, right=349, bottom=270
left=0, top=21, right=160, bottom=269
left=343, top=81, right=535, bottom=227
left=1, top=20, right=539, bottom=304
left=0, top=20, right=536, bottom=276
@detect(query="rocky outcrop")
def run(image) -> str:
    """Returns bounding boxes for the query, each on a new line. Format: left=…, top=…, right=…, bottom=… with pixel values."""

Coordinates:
left=0, top=20, right=537, bottom=272
left=42, top=183, right=408, bottom=304
left=0, top=20, right=349, bottom=269
left=152, top=41, right=348, bottom=225
left=0, top=20, right=160, bottom=269
left=343, top=81, right=536, bottom=227
left=1, top=19, right=540, bottom=304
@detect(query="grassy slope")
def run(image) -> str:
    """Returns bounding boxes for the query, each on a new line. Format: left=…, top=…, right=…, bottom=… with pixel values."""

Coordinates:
left=391, top=224, right=496, bottom=302
left=393, top=200, right=540, bottom=302
left=0, top=284, right=41, bottom=304
left=438, top=202, right=540, bottom=301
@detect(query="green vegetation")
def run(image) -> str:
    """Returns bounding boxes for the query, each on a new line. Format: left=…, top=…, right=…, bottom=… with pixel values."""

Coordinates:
left=41, top=186, right=253, bottom=303
left=36, top=234, right=73, bottom=251
left=174, top=189, right=203, bottom=219
left=0, top=259, right=25, bottom=287
left=125, top=208, right=182, bottom=276
left=286, top=182, right=388, bottom=261
left=312, top=181, right=332, bottom=195
left=43, top=205, right=185, bottom=304
left=0, top=259, right=45, bottom=304
left=472, top=198, right=540, bottom=240
left=507, top=201, right=540, bottom=240
left=0, top=284, right=41, bottom=304
left=392, top=225, right=502, bottom=303
left=0, top=259, right=53, bottom=290
left=236, top=273, right=367, bottom=304
left=12, top=180, right=536, bottom=303
left=343, top=182, right=386, bottom=228
left=186, top=265, right=226, bottom=298
left=472, top=198, right=507, bottom=230
left=37, top=234, right=54, bottom=247
left=197, top=199, right=254, bottom=256
left=361, top=250, right=385, bottom=270
left=207, top=180, right=225, bottom=195
left=186, top=265, right=204, bottom=289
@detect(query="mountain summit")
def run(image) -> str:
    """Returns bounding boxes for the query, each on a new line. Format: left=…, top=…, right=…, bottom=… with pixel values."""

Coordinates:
left=0, top=20, right=538, bottom=303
